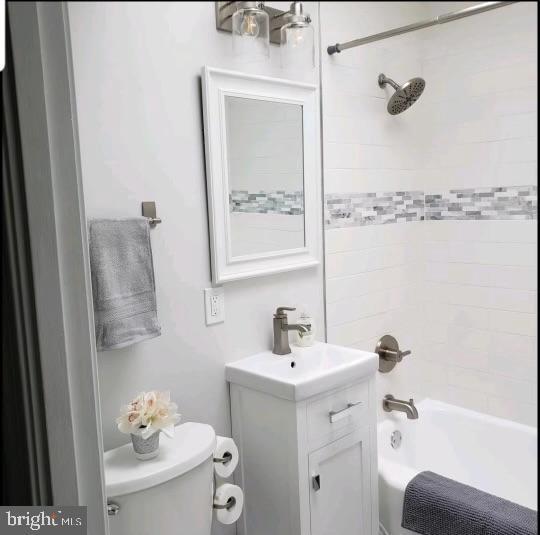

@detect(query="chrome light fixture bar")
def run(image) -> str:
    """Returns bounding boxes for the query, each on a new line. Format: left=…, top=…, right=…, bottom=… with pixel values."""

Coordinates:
left=328, top=1, right=518, bottom=55
left=216, top=1, right=311, bottom=45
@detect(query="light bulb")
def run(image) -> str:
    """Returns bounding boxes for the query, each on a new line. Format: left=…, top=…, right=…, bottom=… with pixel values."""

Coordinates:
left=288, top=27, right=305, bottom=47
left=280, top=23, right=314, bottom=69
left=231, top=5, right=270, bottom=61
left=240, top=12, right=260, bottom=37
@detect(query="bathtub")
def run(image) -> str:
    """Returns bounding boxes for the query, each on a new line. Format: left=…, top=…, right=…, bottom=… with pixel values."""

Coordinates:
left=378, top=399, right=538, bottom=535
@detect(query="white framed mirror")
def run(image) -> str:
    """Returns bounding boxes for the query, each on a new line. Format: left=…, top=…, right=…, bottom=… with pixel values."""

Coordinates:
left=202, top=67, right=321, bottom=284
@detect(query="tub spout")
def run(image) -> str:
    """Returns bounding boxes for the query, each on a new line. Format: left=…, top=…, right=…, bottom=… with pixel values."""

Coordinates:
left=383, top=395, right=418, bottom=419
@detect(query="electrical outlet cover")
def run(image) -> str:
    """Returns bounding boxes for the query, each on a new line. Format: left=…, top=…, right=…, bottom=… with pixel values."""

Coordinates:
left=204, top=287, right=224, bottom=325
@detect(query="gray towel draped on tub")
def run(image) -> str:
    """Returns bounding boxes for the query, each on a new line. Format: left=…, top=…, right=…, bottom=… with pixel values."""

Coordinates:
left=402, top=470, right=537, bottom=535
left=89, top=218, right=161, bottom=351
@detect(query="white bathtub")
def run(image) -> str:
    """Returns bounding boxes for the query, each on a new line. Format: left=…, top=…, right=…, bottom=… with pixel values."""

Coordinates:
left=378, top=399, right=538, bottom=535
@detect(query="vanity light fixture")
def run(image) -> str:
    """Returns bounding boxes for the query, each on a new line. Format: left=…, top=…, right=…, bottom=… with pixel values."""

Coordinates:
left=279, top=2, right=314, bottom=69
left=215, top=1, right=313, bottom=66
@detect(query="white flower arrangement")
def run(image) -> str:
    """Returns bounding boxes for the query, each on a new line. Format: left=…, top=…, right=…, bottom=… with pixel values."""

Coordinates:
left=116, top=391, right=181, bottom=439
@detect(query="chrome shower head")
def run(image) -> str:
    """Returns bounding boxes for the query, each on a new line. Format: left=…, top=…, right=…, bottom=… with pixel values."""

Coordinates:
left=378, top=73, right=425, bottom=115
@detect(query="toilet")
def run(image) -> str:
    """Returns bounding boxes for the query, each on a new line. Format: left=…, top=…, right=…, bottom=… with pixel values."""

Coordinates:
left=104, top=422, right=216, bottom=535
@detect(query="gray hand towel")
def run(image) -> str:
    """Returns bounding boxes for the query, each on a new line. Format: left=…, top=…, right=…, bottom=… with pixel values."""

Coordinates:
left=89, top=218, right=161, bottom=351
left=402, top=470, right=538, bottom=535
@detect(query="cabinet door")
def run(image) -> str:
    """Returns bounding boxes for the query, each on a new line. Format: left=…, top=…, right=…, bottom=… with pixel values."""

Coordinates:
left=308, top=427, right=371, bottom=535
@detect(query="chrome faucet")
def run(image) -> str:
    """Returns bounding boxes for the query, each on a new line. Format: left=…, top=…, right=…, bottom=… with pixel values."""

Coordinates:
left=272, top=307, right=310, bottom=355
left=383, top=395, right=419, bottom=419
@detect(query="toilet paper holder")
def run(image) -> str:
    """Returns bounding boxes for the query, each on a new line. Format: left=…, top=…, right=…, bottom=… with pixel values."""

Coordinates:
left=213, top=452, right=233, bottom=464
left=213, top=496, right=236, bottom=511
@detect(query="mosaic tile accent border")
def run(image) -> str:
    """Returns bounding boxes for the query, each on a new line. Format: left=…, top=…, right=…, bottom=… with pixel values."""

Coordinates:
left=325, top=185, right=537, bottom=229
left=325, top=190, right=424, bottom=229
left=230, top=190, right=304, bottom=215
left=425, top=185, right=537, bottom=221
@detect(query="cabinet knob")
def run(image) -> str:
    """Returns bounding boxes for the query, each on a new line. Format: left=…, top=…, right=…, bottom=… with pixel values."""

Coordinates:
left=312, top=474, right=321, bottom=491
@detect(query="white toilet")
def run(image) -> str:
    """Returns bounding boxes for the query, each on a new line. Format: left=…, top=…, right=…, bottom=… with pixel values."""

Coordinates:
left=104, top=422, right=216, bottom=535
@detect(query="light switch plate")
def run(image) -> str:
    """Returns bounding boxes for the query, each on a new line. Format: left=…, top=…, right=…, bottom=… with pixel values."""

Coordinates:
left=205, top=287, right=224, bottom=325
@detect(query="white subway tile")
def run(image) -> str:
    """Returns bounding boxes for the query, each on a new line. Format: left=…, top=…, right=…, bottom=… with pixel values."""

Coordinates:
left=326, top=264, right=418, bottom=303
left=489, top=350, right=538, bottom=382
left=325, top=243, right=414, bottom=279
left=325, top=142, right=419, bottom=170
left=325, top=222, right=421, bottom=254
left=425, top=282, right=537, bottom=313
left=326, top=285, right=414, bottom=327
left=424, top=241, right=537, bottom=267
left=423, top=302, right=537, bottom=337
left=424, top=262, right=537, bottom=291
left=468, top=61, right=538, bottom=96
left=448, top=368, right=536, bottom=404
left=442, top=386, right=490, bottom=414
left=422, top=220, right=537, bottom=244
left=323, top=168, right=422, bottom=195
left=486, top=397, right=538, bottom=427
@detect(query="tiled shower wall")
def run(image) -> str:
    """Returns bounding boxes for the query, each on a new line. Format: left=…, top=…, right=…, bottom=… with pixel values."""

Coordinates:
left=415, top=2, right=537, bottom=425
left=321, top=2, right=537, bottom=426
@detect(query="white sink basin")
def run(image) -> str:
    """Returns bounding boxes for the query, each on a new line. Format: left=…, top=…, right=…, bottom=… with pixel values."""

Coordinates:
left=225, top=342, right=378, bottom=401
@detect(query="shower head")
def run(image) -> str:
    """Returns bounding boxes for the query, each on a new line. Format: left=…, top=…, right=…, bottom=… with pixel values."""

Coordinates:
left=378, top=73, right=425, bottom=115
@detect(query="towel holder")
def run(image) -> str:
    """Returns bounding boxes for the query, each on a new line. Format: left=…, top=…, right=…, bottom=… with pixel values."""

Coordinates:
left=141, top=201, right=162, bottom=226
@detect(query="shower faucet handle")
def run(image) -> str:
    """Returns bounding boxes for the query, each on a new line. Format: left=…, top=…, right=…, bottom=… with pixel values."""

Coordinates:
left=380, top=348, right=410, bottom=362
left=394, top=349, right=411, bottom=360
left=376, top=335, right=411, bottom=373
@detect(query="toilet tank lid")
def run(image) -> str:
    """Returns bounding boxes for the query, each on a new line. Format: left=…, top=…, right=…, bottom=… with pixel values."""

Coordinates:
left=104, top=422, right=216, bottom=497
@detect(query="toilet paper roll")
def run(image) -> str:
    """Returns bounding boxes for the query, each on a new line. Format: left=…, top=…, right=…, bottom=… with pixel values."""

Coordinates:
left=213, top=436, right=239, bottom=478
left=213, top=483, right=244, bottom=525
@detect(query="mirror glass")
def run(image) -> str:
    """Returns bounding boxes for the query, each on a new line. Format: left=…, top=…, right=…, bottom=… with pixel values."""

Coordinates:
left=225, top=96, right=305, bottom=258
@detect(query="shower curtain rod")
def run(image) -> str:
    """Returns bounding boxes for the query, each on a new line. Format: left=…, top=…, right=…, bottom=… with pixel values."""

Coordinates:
left=327, top=1, right=518, bottom=55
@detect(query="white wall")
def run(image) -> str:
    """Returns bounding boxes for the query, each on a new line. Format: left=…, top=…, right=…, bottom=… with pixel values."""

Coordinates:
left=67, top=5, right=323, bottom=534
left=321, top=2, right=537, bottom=426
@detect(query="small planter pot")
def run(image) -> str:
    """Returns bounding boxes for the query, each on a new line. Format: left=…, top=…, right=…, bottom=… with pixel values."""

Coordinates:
left=131, top=430, right=160, bottom=460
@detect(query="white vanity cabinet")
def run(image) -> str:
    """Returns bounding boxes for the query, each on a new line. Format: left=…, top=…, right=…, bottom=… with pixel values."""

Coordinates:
left=226, top=343, right=379, bottom=535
